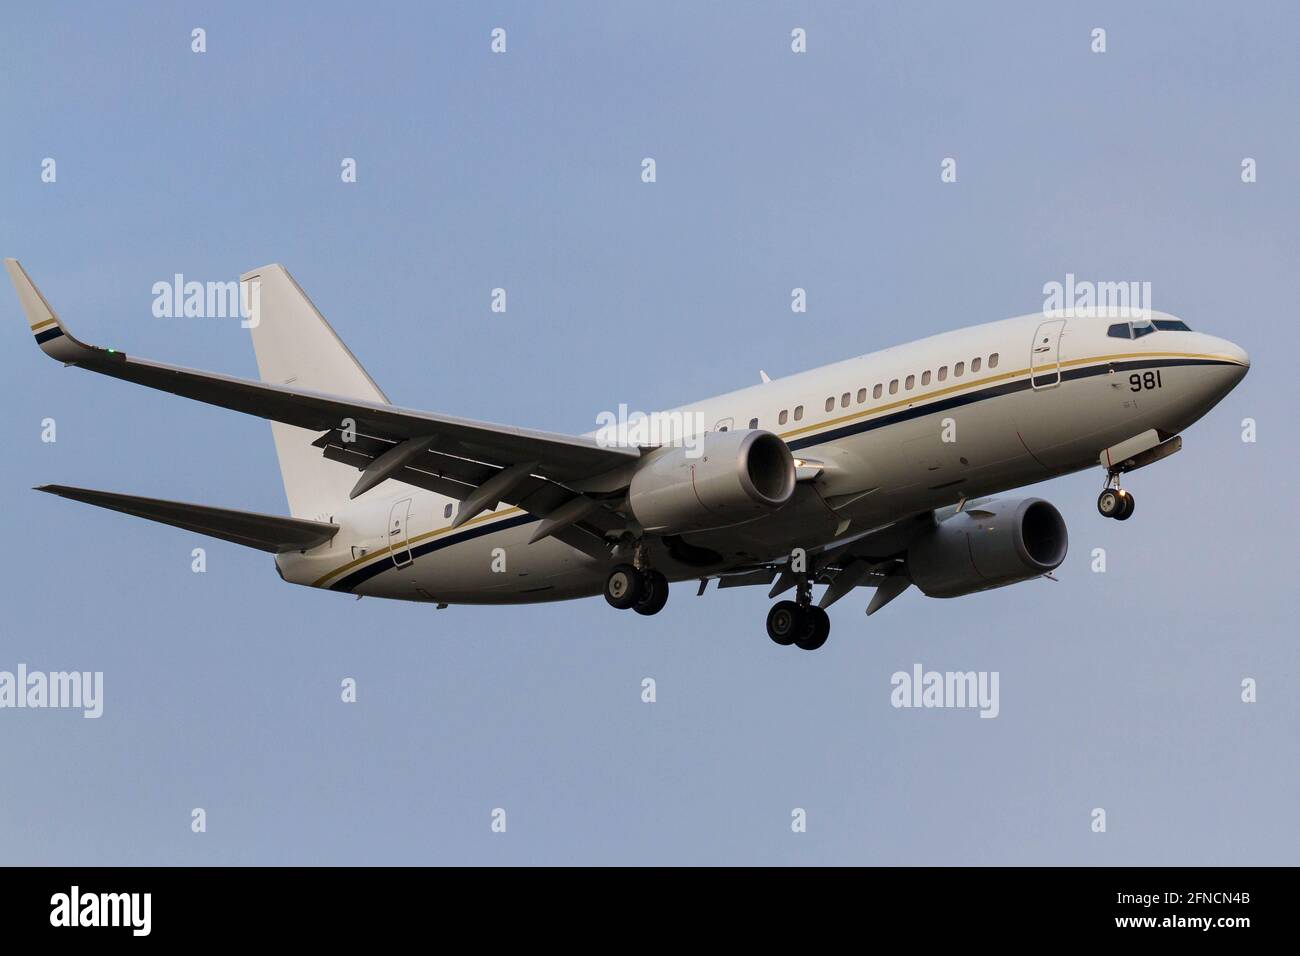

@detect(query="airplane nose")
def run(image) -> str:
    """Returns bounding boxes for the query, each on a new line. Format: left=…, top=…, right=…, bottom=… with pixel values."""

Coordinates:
left=1218, top=340, right=1250, bottom=384
left=1203, top=335, right=1249, bottom=377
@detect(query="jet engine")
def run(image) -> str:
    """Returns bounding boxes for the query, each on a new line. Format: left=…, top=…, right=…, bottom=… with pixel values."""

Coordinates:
left=906, top=497, right=1068, bottom=598
left=627, top=429, right=796, bottom=534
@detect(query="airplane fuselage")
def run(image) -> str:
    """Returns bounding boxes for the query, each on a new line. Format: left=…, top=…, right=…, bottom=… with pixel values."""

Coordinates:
left=278, top=311, right=1248, bottom=604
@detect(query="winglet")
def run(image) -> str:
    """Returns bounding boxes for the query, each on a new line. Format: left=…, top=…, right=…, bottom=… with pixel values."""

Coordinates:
left=5, top=258, right=91, bottom=363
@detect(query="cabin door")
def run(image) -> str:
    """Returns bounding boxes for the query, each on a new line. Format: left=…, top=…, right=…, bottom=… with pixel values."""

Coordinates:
left=1029, top=319, right=1066, bottom=389
left=387, top=498, right=413, bottom=568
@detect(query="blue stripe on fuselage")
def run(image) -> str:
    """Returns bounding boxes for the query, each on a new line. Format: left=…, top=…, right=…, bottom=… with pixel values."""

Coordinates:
left=331, top=357, right=1235, bottom=590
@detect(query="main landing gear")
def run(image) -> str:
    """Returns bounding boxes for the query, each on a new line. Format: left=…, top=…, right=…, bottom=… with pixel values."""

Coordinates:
left=765, top=579, right=830, bottom=651
left=604, top=564, right=669, bottom=616
left=1097, top=481, right=1135, bottom=521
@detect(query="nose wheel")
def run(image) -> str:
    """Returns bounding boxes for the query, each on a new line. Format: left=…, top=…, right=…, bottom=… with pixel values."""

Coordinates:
left=1097, top=486, right=1135, bottom=521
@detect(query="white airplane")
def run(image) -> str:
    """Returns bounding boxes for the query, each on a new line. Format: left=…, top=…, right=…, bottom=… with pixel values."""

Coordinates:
left=8, top=259, right=1248, bottom=650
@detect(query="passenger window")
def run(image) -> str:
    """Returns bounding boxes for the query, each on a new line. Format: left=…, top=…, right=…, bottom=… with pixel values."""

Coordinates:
left=971, top=357, right=981, bottom=373
left=954, top=361, right=964, bottom=377
left=921, top=370, right=931, bottom=386
left=889, top=379, right=899, bottom=395
left=873, top=384, right=882, bottom=399
left=794, top=405, right=804, bottom=421
left=444, top=503, right=453, bottom=519
left=841, top=392, right=850, bottom=408
left=749, top=417, right=758, bottom=429
left=905, top=374, right=915, bottom=390
left=989, top=353, right=999, bottom=369
left=779, top=409, right=788, bottom=425
left=938, top=366, right=947, bottom=382
left=825, top=397, right=835, bottom=412
left=856, top=388, right=867, bottom=403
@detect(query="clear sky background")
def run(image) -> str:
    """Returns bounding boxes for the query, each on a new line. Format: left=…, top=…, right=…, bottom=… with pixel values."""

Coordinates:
left=1, top=1, right=1296, bottom=865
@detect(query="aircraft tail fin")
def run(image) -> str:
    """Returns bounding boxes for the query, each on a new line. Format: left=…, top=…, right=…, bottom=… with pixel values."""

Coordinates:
left=240, top=265, right=390, bottom=519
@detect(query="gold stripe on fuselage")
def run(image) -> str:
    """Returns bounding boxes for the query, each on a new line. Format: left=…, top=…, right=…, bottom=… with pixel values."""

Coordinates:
left=312, top=350, right=1242, bottom=587
left=311, top=504, right=526, bottom=588
left=778, top=350, right=1243, bottom=441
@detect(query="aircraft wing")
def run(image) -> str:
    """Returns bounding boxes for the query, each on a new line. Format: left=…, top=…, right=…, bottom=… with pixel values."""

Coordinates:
left=8, top=259, right=639, bottom=520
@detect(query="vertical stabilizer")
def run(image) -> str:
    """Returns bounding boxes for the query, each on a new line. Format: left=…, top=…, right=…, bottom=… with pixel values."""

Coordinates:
left=241, top=264, right=389, bottom=518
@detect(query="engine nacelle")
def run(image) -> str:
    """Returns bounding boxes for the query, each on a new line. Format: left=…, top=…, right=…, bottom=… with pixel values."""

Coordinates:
left=627, top=429, right=796, bottom=534
left=906, top=497, right=1068, bottom=598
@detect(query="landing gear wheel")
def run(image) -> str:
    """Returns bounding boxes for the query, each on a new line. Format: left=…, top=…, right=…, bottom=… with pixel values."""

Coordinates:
left=795, top=606, right=831, bottom=651
left=1114, top=490, right=1135, bottom=521
left=766, top=601, right=802, bottom=646
left=604, top=564, right=644, bottom=610
left=1097, top=488, right=1123, bottom=518
left=633, top=570, right=669, bottom=615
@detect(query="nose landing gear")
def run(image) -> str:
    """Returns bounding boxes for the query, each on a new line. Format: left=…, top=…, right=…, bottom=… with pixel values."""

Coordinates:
left=1097, top=482, right=1135, bottom=521
left=765, top=579, right=831, bottom=650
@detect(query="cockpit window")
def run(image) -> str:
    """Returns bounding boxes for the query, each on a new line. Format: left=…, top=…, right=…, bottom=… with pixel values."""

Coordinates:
left=1109, top=318, right=1190, bottom=339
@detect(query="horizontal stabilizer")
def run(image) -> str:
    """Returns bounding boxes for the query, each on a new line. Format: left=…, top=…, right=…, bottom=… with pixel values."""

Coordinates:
left=36, top=485, right=338, bottom=554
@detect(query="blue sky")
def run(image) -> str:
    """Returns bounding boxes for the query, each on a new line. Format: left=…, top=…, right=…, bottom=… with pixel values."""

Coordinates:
left=1, top=1, right=1296, bottom=864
